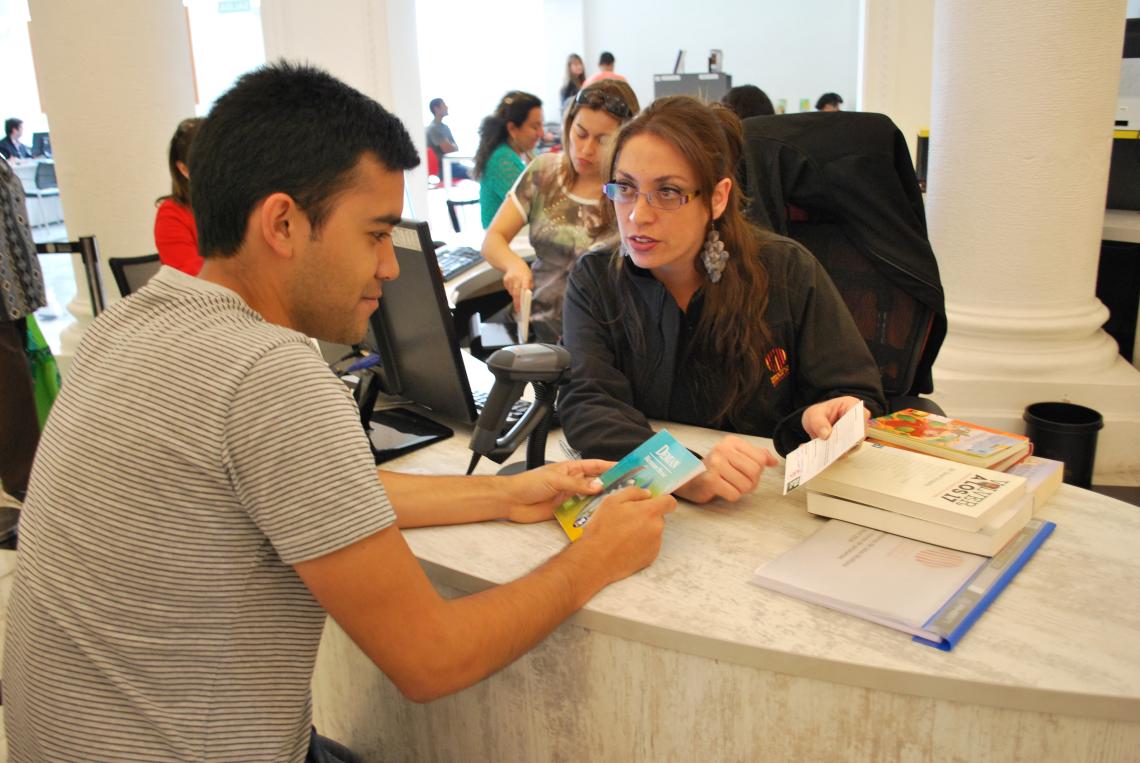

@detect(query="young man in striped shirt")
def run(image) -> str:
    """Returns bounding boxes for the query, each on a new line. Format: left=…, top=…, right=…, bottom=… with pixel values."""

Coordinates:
left=2, top=63, right=675, bottom=762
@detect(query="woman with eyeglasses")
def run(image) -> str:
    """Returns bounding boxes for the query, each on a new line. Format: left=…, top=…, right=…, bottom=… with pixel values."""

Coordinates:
left=480, top=80, right=639, bottom=332
left=559, top=96, right=885, bottom=504
left=473, top=91, right=545, bottom=230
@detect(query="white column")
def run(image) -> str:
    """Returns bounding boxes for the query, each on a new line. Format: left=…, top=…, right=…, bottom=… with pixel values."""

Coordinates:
left=927, top=0, right=1140, bottom=476
left=260, top=0, right=428, bottom=222
left=27, top=0, right=197, bottom=371
left=858, top=0, right=935, bottom=160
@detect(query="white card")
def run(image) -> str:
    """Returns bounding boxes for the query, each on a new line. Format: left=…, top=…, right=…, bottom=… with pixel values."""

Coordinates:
left=518, top=287, right=532, bottom=344
left=782, top=401, right=866, bottom=495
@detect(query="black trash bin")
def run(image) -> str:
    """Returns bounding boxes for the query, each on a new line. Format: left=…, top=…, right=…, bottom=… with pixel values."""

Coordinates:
left=1023, top=402, right=1104, bottom=489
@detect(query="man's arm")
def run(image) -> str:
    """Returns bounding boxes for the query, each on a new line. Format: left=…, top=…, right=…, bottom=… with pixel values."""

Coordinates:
left=379, top=459, right=613, bottom=528
left=294, top=484, right=674, bottom=702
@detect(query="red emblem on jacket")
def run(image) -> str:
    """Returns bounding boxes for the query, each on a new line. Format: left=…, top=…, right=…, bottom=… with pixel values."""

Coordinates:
left=765, top=347, right=789, bottom=387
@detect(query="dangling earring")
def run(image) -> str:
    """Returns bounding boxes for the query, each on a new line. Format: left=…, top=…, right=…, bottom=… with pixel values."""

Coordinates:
left=701, top=225, right=729, bottom=283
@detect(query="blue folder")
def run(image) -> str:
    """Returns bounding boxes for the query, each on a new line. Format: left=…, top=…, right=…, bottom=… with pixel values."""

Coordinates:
left=913, top=519, right=1056, bottom=651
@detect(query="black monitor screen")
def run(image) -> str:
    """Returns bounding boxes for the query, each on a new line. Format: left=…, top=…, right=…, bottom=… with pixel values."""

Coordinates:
left=367, top=219, right=477, bottom=424
left=31, top=132, right=51, bottom=158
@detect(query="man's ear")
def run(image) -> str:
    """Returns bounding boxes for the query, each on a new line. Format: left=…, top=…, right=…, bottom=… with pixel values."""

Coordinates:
left=255, top=192, right=306, bottom=259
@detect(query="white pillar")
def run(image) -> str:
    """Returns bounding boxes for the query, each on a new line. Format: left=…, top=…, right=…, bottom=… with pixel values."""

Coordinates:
left=27, top=0, right=197, bottom=371
left=260, top=0, right=428, bottom=222
left=858, top=0, right=935, bottom=161
left=927, top=0, right=1140, bottom=476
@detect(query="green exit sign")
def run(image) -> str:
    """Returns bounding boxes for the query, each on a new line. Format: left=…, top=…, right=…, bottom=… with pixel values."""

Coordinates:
left=218, top=0, right=251, bottom=12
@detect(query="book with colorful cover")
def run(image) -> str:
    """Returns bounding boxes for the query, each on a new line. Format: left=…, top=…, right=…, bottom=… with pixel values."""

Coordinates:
left=867, top=409, right=1031, bottom=468
left=808, top=443, right=1027, bottom=532
left=554, top=429, right=704, bottom=541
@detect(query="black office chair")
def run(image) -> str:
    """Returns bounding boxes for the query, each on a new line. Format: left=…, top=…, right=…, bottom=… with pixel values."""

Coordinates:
left=739, top=111, right=947, bottom=414
left=109, top=254, right=162, bottom=297
left=26, top=161, right=61, bottom=229
left=446, top=197, right=481, bottom=233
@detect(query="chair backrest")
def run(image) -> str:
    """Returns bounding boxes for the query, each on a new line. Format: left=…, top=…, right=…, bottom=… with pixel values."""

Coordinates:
left=34, top=161, right=57, bottom=190
left=738, top=111, right=947, bottom=402
left=108, top=254, right=162, bottom=298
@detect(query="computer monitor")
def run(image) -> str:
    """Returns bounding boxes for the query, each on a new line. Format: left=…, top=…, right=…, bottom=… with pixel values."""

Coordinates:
left=31, top=132, right=51, bottom=158
left=353, top=219, right=480, bottom=462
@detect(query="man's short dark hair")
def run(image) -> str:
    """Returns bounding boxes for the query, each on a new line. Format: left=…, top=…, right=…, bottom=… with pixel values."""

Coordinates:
left=599, top=51, right=615, bottom=66
left=5, top=118, right=22, bottom=138
left=722, top=85, right=775, bottom=120
left=190, top=61, right=419, bottom=258
left=428, top=97, right=444, bottom=114
left=815, top=92, right=844, bottom=110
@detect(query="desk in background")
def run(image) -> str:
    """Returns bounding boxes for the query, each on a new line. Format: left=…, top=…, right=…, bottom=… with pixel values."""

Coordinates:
left=311, top=421, right=1140, bottom=762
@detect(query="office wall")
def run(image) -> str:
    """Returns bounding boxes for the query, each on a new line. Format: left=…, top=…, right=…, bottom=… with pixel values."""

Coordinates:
left=581, top=0, right=860, bottom=114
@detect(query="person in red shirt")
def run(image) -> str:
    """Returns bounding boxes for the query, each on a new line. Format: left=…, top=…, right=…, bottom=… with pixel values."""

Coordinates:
left=154, top=118, right=203, bottom=275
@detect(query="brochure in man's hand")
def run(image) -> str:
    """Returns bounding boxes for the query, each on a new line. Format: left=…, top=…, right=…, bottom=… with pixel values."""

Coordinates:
left=555, top=429, right=704, bottom=541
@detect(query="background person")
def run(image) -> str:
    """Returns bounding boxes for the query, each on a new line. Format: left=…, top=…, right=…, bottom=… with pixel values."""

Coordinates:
left=154, top=117, right=204, bottom=275
left=473, top=90, right=544, bottom=229
left=582, top=51, right=627, bottom=88
left=425, top=97, right=469, bottom=181
left=560, top=96, right=886, bottom=504
left=2, top=62, right=674, bottom=762
left=560, top=53, right=586, bottom=107
left=816, top=92, right=844, bottom=111
left=481, top=80, right=639, bottom=334
left=0, top=118, right=33, bottom=160
left=0, top=158, right=46, bottom=546
left=723, top=85, right=775, bottom=120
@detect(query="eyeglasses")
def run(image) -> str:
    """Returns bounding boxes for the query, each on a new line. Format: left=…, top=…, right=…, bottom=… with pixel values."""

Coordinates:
left=574, top=89, right=633, bottom=120
left=602, top=182, right=701, bottom=211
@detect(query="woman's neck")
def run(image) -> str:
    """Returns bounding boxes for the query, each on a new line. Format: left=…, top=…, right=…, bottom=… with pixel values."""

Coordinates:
left=652, top=260, right=703, bottom=313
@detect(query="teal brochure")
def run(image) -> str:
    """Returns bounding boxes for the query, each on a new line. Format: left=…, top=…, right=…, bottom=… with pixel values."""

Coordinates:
left=554, top=429, right=704, bottom=541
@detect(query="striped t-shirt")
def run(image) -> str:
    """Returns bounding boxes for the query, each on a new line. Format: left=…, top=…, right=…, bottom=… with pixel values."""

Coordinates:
left=2, top=267, right=396, bottom=762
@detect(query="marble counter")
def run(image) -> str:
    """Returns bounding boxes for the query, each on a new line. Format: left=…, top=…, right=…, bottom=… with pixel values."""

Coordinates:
left=312, top=422, right=1140, bottom=761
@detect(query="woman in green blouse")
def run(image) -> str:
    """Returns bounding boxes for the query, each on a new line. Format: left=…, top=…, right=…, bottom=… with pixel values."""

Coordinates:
left=473, top=91, right=544, bottom=229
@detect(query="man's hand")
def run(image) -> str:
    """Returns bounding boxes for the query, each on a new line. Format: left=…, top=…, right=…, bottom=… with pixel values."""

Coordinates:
left=576, top=486, right=677, bottom=585
left=674, top=435, right=779, bottom=504
left=503, top=260, right=534, bottom=313
left=502, top=459, right=614, bottom=523
left=802, top=396, right=869, bottom=441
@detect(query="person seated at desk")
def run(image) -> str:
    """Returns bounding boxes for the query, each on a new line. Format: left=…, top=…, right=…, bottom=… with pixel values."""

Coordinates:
left=0, top=118, right=32, bottom=160
left=560, top=96, right=886, bottom=504
left=154, top=117, right=204, bottom=275
left=425, top=97, right=469, bottom=181
left=2, top=63, right=676, bottom=762
left=473, top=90, right=544, bottom=229
left=481, top=81, right=640, bottom=333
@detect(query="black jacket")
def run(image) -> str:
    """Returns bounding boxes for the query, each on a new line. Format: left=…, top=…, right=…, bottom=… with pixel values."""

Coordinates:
left=739, top=111, right=946, bottom=396
left=560, top=241, right=887, bottom=459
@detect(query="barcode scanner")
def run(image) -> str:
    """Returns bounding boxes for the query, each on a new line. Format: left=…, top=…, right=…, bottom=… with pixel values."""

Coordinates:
left=467, top=344, right=571, bottom=475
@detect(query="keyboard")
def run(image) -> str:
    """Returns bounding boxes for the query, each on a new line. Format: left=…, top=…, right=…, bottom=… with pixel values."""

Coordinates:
left=472, top=389, right=532, bottom=425
left=436, top=246, right=483, bottom=281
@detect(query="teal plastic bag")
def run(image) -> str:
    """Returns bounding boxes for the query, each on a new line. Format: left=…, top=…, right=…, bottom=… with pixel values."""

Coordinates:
left=24, top=315, right=61, bottom=430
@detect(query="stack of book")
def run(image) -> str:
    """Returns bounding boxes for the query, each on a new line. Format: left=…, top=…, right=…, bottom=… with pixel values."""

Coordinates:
left=806, top=442, right=1032, bottom=555
left=866, top=409, right=1032, bottom=471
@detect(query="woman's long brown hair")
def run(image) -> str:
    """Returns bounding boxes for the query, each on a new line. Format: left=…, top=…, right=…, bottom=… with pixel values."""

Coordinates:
left=598, top=95, right=774, bottom=429
left=157, top=117, right=202, bottom=207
